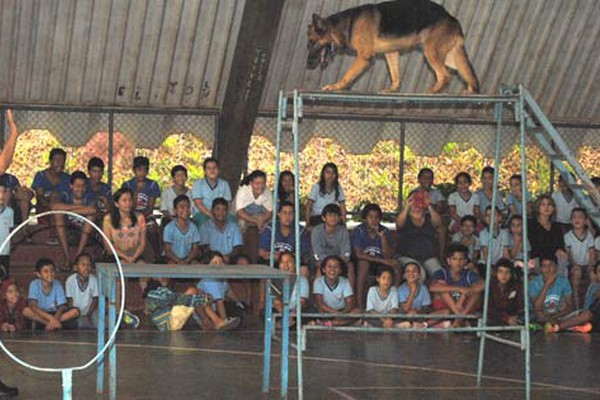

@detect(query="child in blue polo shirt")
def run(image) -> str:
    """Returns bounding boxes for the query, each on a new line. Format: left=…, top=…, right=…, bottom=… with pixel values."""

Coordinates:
left=429, top=244, right=484, bottom=326
left=163, top=195, right=201, bottom=265
left=26, top=258, right=79, bottom=331
left=529, top=256, right=574, bottom=324
left=199, top=197, right=243, bottom=263
left=192, top=158, right=232, bottom=228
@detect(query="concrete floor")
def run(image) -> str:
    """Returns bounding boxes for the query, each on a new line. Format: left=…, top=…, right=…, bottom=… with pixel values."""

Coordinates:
left=0, top=321, right=598, bottom=399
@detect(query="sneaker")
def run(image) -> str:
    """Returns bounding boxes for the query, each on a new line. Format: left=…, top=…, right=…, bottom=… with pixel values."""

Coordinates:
left=528, top=323, right=543, bottom=331
left=544, top=323, right=559, bottom=333
left=216, top=317, right=240, bottom=331
left=122, top=310, right=140, bottom=329
left=568, top=322, right=592, bottom=334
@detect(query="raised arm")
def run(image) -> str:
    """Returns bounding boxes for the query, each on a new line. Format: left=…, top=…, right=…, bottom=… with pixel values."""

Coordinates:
left=0, top=110, right=21, bottom=175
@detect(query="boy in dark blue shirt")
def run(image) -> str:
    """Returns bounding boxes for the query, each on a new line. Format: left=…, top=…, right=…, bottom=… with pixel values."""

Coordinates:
left=429, top=244, right=484, bottom=326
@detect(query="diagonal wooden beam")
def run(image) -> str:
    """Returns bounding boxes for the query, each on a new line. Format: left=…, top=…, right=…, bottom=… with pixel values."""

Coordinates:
left=215, top=0, right=285, bottom=194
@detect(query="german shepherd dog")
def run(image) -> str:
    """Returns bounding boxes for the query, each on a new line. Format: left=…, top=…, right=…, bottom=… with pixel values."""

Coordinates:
left=307, top=0, right=479, bottom=94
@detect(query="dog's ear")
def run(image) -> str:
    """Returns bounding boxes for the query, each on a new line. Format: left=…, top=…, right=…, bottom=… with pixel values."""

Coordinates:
left=312, top=13, right=326, bottom=34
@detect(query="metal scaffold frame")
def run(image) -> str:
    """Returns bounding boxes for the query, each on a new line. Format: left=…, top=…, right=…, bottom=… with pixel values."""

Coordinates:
left=270, top=86, right=541, bottom=400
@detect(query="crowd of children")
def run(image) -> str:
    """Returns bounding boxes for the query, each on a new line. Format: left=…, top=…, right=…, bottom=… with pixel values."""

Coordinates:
left=0, top=150, right=598, bottom=335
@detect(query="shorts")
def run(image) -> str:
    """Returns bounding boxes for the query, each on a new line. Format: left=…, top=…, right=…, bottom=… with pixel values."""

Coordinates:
left=432, top=298, right=448, bottom=311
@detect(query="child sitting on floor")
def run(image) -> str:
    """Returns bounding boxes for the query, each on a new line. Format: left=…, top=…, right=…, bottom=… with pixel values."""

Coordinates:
left=529, top=256, right=574, bottom=325
left=448, top=172, right=480, bottom=233
left=545, top=261, right=600, bottom=334
left=488, top=258, right=524, bottom=326
left=195, top=251, right=241, bottom=331
left=65, top=253, right=98, bottom=329
left=503, top=215, right=530, bottom=262
left=160, top=165, right=195, bottom=226
left=26, top=258, right=79, bottom=331
left=478, top=206, right=509, bottom=275
left=0, top=279, right=30, bottom=332
left=312, top=255, right=360, bottom=327
left=429, top=244, right=484, bottom=327
left=365, top=266, right=399, bottom=328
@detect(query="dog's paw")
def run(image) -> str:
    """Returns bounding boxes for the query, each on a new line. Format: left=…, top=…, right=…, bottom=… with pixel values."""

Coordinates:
left=321, top=83, right=345, bottom=91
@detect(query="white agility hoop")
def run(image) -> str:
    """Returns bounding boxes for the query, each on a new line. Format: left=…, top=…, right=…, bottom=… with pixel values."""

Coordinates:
left=0, top=210, right=125, bottom=398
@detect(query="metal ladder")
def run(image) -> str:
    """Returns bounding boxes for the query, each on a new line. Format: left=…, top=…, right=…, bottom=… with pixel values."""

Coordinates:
left=507, top=86, right=600, bottom=227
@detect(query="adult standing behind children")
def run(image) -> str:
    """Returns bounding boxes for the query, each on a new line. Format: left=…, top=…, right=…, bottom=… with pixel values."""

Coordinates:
left=0, top=110, right=26, bottom=398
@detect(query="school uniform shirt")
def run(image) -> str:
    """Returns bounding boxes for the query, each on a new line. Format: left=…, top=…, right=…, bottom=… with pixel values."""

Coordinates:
left=432, top=268, right=480, bottom=301
left=0, top=206, right=14, bottom=256
left=352, top=223, right=392, bottom=258
left=28, top=279, right=67, bottom=312
left=409, top=187, right=444, bottom=205
left=84, top=182, right=113, bottom=209
left=397, top=283, right=432, bottom=311
left=197, top=279, right=229, bottom=301
left=65, top=274, right=98, bottom=316
left=290, top=276, right=310, bottom=311
left=366, top=286, right=399, bottom=313
left=313, top=276, right=353, bottom=311
left=259, top=222, right=310, bottom=259
left=60, top=191, right=94, bottom=226
left=198, top=219, right=243, bottom=255
left=32, top=170, right=71, bottom=202
left=122, top=178, right=161, bottom=214
left=160, top=186, right=196, bottom=218
left=308, top=183, right=346, bottom=217
left=506, top=191, right=532, bottom=217
left=476, top=188, right=505, bottom=213
left=163, top=220, right=201, bottom=260
left=564, top=229, right=594, bottom=266
left=234, top=185, right=273, bottom=230
left=451, top=232, right=481, bottom=262
left=310, top=223, right=351, bottom=261
left=502, top=233, right=530, bottom=260
left=447, top=191, right=479, bottom=230
left=529, top=275, right=572, bottom=314
left=551, top=191, right=579, bottom=225
left=478, top=228, right=509, bottom=265
left=191, top=178, right=232, bottom=211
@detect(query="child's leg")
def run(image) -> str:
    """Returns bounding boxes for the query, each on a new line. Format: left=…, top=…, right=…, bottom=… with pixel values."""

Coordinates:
left=332, top=307, right=361, bottom=326
left=462, top=291, right=483, bottom=315
left=356, top=260, right=370, bottom=310
left=54, top=214, right=70, bottom=267
left=557, top=310, right=593, bottom=331
left=215, top=299, right=227, bottom=320
left=76, top=220, right=94, bottom=258
left=59, top=308, right=80, bottom=323
left=438, top=293, right=461, bottom=314
left=23, top=307, right=51, bottom=325
left=570, top=265, right=583, bottom=309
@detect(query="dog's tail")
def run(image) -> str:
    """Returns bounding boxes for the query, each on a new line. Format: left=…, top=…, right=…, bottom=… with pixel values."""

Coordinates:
left=446, top=38, right=479, bottom=94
